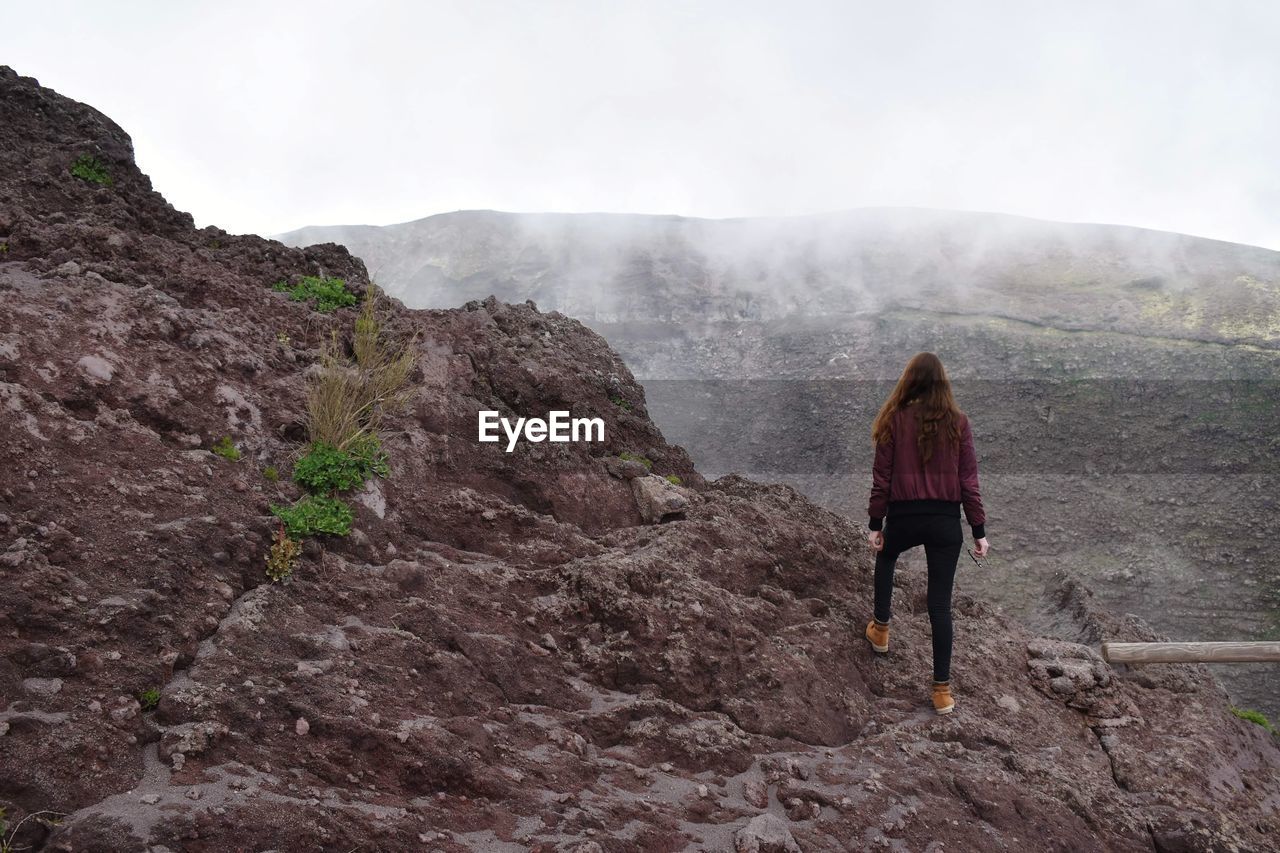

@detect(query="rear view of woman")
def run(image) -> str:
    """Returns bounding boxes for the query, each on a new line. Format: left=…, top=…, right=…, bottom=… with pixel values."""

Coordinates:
left=864, top=352, right=989, bottom=715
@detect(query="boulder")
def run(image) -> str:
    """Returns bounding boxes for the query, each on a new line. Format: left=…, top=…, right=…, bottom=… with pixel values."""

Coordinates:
left=631, top=473, right=689, bottom=523
left=734, top=813, right=801, bottom=853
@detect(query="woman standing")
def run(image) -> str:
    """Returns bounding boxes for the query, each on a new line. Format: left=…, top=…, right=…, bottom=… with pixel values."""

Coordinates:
left=864, top=352, right=989, bottom=715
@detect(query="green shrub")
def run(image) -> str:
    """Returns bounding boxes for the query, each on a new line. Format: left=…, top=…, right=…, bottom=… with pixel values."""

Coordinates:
left=664, top=474, right=683, bottom=486
left=293, top=443, right=355, bottom=492
left=1231, top=706, right=1276, bottom=733
left=265, top=523, right=301, bottom=582
left=260, top=287, right=409, bottom=565
left=211, top=436, right=241, bottom=461
left=70, top=154, right=112, bottom=185
left=609, top=394, right=633, bottom=412
left=619, top=451, right=653, bottom=470
left=292, top=436, right=389, bottom=493
left=262, top=466, right=279, bottom=482
left=272, top=276, right=357, bottom=313
left=271, top=495, right=353, bottom=537
left=138, top=687, right=161, bottom=711
left=349, top=432, right=392, bottom=478
left=0, top=241, right=8, bottom=254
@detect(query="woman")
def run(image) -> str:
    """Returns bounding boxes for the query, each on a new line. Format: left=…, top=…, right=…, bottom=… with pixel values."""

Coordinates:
left=864, top=352, right=989, bottom=715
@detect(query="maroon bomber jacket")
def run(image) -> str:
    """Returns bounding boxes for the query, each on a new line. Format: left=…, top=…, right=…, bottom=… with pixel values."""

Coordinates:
left=867, top=402, right=987, bottom=539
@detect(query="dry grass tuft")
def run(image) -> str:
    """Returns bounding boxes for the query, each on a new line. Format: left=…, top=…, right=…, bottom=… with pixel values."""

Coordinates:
left=306, top=285, right=416, bottom=450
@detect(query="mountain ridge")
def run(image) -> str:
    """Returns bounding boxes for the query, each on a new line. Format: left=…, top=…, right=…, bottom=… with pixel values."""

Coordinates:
left=284, top=205, right=1280, bottom=254
left=279, top=207, right=1280, bottom=352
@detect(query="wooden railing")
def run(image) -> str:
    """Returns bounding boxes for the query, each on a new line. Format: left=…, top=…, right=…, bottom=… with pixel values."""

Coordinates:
left=1101, top=641, right=1280, bottom=664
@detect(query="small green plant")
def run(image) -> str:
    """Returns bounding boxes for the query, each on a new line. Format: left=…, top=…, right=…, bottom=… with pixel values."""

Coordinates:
left=262, top=287, right=410, bottom=564
left=1231, top=706, right=1277, bottom=734
left=262, top=465, right=280, bottom=482
left=0, top=241, right=8, bottom=254
left=211, top=436, right=241, bottom=462
left=272, top=276, right=357, bottom=313
left=271, top=495, right=353, bottom=537
left=265, top=523, right=302, bottom=582
left=292, top=436, right=389, bottom=494
left=138, top=687, right=161, bottom=711
left=276, top=331, right=291, bottom=344
left=609, top=394, right=633, bottom=412
left=70, top=154, right=112, bottom=185
left=664, top=474, right=683, bottom=486
left=350, top=432, right=392, bottom=478
left=619, top=451, right=653, bottom=470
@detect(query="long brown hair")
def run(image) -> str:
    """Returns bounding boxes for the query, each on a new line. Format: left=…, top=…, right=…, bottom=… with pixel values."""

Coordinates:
left=871, top=352, right=963, bottom=463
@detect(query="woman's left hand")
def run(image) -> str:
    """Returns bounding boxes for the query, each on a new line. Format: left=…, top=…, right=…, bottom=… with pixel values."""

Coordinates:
left=868, top=531, right=884, bottom=552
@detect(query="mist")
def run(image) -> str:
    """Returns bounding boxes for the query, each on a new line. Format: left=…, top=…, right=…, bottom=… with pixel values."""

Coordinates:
left=5, top=0, right=1280, bottom=249
left=279, top=207, right=1280, bottom=376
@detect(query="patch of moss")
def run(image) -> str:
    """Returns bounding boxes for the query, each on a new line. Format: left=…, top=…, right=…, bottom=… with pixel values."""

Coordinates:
left=619, top=451, right=653, bottom=470
left=211, top=436, right=241, bottom=462
left=1230, top=706, right=1276, bottom=734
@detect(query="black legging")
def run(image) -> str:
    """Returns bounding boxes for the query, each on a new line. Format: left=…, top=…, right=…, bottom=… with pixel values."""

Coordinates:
left=873, top=513, right=963, bottom=682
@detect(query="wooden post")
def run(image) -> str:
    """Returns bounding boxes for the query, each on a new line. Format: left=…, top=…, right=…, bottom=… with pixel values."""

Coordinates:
left=1101, top=641, right=1280, bottom=664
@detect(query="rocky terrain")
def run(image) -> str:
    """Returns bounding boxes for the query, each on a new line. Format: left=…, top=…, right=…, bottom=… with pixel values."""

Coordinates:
left=280, top=202, right=1280, bottom=724
left=3, top=66, right=1280, bottom=852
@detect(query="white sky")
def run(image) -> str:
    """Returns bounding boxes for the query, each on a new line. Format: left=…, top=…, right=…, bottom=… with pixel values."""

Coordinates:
left=6, top=1, right=1280, bottom=248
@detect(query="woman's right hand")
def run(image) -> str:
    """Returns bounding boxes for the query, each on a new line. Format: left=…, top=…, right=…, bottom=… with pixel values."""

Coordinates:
left=973, top=537, right=990, bottom=558
left=868, top=530, right=884, bottom=552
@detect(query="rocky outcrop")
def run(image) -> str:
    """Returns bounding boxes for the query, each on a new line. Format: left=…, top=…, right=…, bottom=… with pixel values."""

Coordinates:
left=1027, top=638, right=1140, bottom=721
left=735, top=814, right=800, bottom=853
left=630, top=474, right=690, bottom=523
left=0, top=66, right=1278, bottom=852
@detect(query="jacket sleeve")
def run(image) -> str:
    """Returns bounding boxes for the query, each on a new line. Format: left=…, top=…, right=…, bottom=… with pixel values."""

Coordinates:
left=958, top=416, right=986, bottom=539
left=867, top=429, right=893, bottom=530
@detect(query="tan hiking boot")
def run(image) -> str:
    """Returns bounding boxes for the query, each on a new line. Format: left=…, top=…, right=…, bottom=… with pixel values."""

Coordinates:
left=865, top=619, right=889, bottom=653
left=932, top=681, right=955, bottom=715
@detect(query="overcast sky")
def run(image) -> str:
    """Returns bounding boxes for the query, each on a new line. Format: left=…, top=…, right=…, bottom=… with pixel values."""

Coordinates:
left=6, top=1, right=1280, bottom=247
